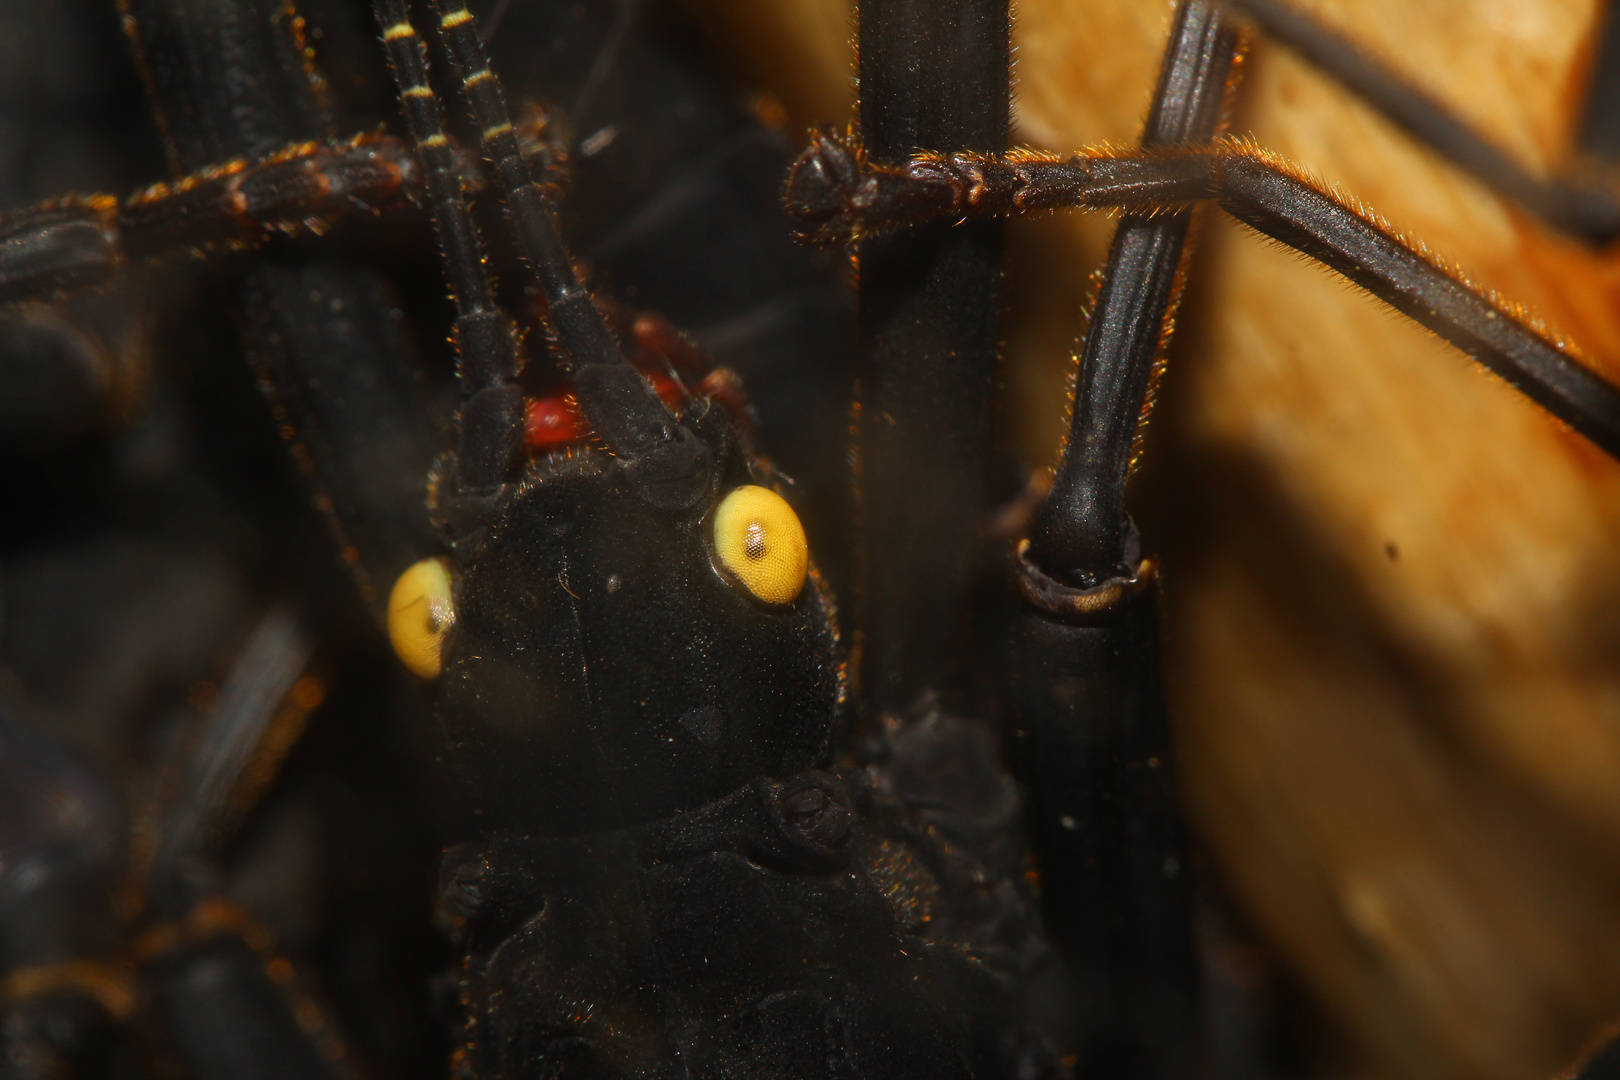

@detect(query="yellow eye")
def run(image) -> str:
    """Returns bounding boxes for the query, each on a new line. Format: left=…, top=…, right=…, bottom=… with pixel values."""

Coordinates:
left=712, top=485, right=809, bottom=605
left=388, top=557, right=456, bottom=679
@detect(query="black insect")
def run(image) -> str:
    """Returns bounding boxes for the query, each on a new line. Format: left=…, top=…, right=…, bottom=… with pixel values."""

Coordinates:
left=365, top=5, right=1057, bottom=1075
left=0, top=0, right=1054, bottom=1077
left=3, top=0, right=1620, bottom=1079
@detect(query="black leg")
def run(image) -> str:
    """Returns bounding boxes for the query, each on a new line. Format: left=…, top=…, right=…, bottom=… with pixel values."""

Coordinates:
left=1003, top=5, right=1239, bottom=1078
left=1218, top=0, right=1620, bottom=242
left=149, top=607, right=316, bottom=900
left=852, top=0, right=1010, bottom=717
left=1213, top=151, right=1620, bottom=455
left=0, top=136, right=420, bottom=306
left=134, top=608, right=349, bottom=1080
left=789, top=137, right=1620, bottom=462
left=0, top=122, right=571, bottom=310
left=0, top=196, right=122, bottom=304
left=107, top=4, right=409, bottom=1075
left=785, top=132, right=1212, bottom=247
left=794, top=0, right=1620, bottom=250
left=1029, top=3, right=1240, bottom=584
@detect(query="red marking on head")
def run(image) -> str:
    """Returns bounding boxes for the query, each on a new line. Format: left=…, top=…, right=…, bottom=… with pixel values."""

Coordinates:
left=524, top=394, right=585, bottom=450
left=522, top=370, right=689, bottom=453
left=521, top=305, right=755, bottom=455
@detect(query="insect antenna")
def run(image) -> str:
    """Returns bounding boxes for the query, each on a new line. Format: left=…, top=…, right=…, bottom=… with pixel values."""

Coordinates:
left=423, top=0, right=713, bottom=511
left=372, top=0, right=524, bottom=533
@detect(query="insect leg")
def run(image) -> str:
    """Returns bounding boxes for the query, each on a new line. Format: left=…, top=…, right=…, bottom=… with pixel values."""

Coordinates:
left=1215, top=0, right=1620, bottom=242
left=0, top=136, right=422, bottom=307
left=852, top=0, right=1009, bottom=716
left=1009, top=4, right=1238, bottom=1077
left=0, top=197, right=121, bottom=303
left=1582, top=0, right=1620, bottom=159
left=795, top=139, right=1620, bottom=460
left=1210, top=150, right=1620, bottom=457
left=784, top=132, right=1212, bottom=246
left=1027, top=18, right=1239, bottom=583
left=148, top=607, right=315, bottom=902
left=0, top=120, right=575, bottom=312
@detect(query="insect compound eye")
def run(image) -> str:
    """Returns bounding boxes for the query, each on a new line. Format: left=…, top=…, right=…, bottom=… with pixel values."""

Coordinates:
left=388, top=557, right=456, bottom=679
left=711, top=485, right=809, bottom=605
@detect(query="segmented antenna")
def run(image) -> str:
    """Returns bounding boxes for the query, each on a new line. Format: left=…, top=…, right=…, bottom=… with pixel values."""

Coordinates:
left=427, top=0, right=618, bottom=370
left=372, top=0, right=523, bottom=499
left=423, top=0, right=713, bottom=511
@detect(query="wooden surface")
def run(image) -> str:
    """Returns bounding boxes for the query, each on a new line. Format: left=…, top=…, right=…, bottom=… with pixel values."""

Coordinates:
left=680, top=1, right=1620, bottom=1077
